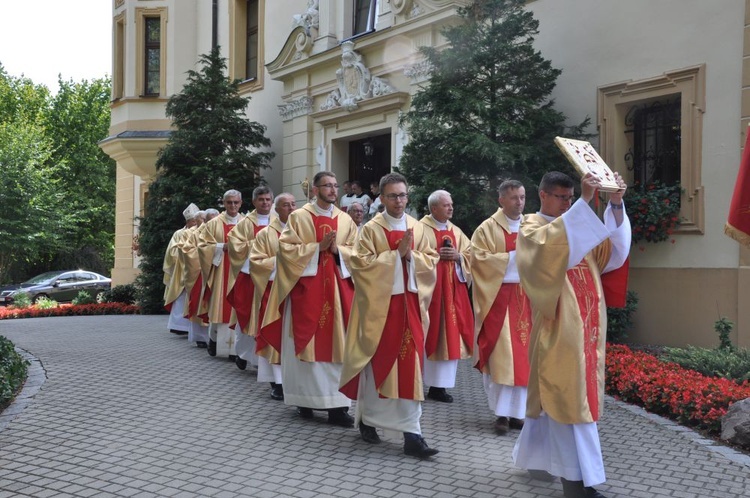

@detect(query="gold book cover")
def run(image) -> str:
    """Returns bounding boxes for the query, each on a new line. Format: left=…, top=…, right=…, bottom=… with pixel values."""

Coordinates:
left=554, top=137, right=621, bottom=193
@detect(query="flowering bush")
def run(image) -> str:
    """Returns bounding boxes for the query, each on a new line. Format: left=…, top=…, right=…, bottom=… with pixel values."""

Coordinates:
left=0, top=335, right=29, bottom=410
left=0, top=302, right=140, bottom=320
left=624, top=181, right=682, bottom=244
left=606, top=344, right=750, bottom=435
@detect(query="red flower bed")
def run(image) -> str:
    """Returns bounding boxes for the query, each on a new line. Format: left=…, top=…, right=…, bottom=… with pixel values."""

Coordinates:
left=606, top=344, right=750, bottom=434
left=0, top=303, right=140, bottom=320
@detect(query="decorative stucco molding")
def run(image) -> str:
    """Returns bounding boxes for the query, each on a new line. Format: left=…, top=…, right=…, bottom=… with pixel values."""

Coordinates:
left=404, top=60, right=433, bottom=84
left=292, top=0, right=319, bottom=36
left=278, top=96, right=313, bottom=121
left=320, top=41, right=397, bottom=112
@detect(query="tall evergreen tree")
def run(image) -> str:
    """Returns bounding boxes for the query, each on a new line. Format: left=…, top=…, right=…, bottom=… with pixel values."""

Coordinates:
left=136, top=48, right=274, bottom=313
left=399, top=0, right=587, bottom=232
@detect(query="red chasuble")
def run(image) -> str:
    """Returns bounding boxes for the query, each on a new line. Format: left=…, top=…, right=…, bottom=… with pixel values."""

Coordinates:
left=369, top=229, right=424, bottom=400
left=289, top=212, right=354, bottom=361
left=227, top=223, right=264, bottom=331
left=474, top=230, right=533, bottom=386
left=186, top=273, right=203, bottom=319
left=425, top=228, right=474, bottom=360
left=256, top=230, right=283, bottom=361
left=567, top=260, right=601, bottom=421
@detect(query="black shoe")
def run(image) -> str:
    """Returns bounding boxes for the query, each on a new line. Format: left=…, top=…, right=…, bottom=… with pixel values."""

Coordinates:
left=359, top=422, right=381, bottom=444
left=528, top=469, right=556, bottom=482
left=509, top=417, right=525, bottom=430
left=235, top=356, right=247, bottom=370
left=561, top=478, right=607, bottom=498
left=327, top=407, right=354, bottom=428
left=207, top=339, right=217, bottom=357
left=426, top=387, right=453, bottom=403
left=297, top=407, right=314, bottom=419
left=494, top=416, right=510, bottom=435
left=170, top=329, right=187, bottom=335
left=270, top=383, right=284, bottom=401
left=196, top=341, right=208, bottom=349
left=403, top=433, right=439, bottom=458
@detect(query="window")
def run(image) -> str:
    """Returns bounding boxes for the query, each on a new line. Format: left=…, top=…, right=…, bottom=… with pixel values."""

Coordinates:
left=598, top=65, right=705, bottom=233
left=624, top=96, right=681, bottom=186
left=135, top=8, right=167, bottom=97
left=246, top=0, right=259, bottom=80
left=353, top=0, right=377, bottom=37
left=144, top=17, right=161, bottom=96
left=229, top=0, right=264, bottom=91
left=113, top=12, right=125, bottom=100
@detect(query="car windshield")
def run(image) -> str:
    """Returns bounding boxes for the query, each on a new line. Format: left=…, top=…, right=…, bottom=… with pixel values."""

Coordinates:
left=22, top=272, right=66, bottom=285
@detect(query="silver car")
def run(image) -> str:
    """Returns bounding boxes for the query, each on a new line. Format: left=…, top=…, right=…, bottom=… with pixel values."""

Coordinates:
left=0, top=270, right=112, bottom=306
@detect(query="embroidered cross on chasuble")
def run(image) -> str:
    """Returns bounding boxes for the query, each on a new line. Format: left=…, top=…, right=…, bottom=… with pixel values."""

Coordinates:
left=567, top=260, right=601, bottom=421
left=475, top=230, right=532, bottom=386
left=289, top=213, right=353, bottom=362
left=366, top=229, right=424, bottom=400
left=425, top=228, right=474, bottom=361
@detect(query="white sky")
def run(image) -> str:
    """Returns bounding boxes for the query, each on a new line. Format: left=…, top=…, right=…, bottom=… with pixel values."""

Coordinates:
left=0, top=0, right=112, bottom=91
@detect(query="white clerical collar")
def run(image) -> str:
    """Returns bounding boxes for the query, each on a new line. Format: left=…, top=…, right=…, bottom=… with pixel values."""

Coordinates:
left=537, top=212, right=556, bottom=222
left=383, top=211, right=407, bottom=230
left=429, top=215, right=448, bottom=230
left=258, top=213, right=270, bottom=226
left=226, top=213, right=241, bottom=224
left=506, top=216, right=521, bottom=233
left=313, top=202, right=334, bottom=217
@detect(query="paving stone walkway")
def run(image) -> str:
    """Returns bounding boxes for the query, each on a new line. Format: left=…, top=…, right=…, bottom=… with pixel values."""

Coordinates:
left=0, top=315, right=748, bottom=497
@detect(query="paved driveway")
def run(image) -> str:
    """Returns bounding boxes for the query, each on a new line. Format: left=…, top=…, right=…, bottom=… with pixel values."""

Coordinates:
left=0, top=315, right=748, bottom=497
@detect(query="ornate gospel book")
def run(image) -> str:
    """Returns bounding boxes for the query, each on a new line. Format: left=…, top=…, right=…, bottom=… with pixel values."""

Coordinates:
left=554, top=137, right=621, bottom=193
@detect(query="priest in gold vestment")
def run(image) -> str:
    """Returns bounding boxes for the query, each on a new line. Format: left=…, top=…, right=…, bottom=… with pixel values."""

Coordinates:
left=163, top=203, right=201, bottom=335
left=198, top=190, right=245, bottom=358
left=180, top=209, right=215, bottom=347
left=249, top=193, right=297, bottom=400
left=512, top=172, right=630, bottom=498
left=419, top=190, right=474, bottom=404
left=226, top=186, right=274, bottom=370
left=262, top=172, right=357, bottom=427
left=340, top=173, right=440, bottom=458
left=472, top=180, right=533, bottom=436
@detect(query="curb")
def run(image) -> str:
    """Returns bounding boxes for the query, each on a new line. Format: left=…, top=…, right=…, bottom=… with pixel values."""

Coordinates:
left=0, top=347, right=46, bottom=432
left=607, top=395, right=750, bottom=467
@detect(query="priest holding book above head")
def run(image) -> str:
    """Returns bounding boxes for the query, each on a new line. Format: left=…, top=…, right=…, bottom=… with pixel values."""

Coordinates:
left=512, top=171, right=630, bottom=498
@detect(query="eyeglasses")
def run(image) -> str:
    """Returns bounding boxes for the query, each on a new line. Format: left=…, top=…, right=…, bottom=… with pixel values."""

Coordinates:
left=316, top=183, right=339, bottom=189
left=224, top=200, right=242, bottom=205
left=548, top=193, right=575, bottom=203
left=384, top=193, right=409, bottom=200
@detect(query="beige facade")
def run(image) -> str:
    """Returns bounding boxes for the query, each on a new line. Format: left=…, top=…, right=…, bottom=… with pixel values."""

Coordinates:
left=104, top=0, right=749, bottom=347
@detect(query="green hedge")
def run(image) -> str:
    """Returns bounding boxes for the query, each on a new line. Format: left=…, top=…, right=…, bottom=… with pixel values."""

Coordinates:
left=0, top=336, right=29, bottom=410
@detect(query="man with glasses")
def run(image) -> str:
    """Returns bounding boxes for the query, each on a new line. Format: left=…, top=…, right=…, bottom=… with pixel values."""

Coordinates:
left=198, top=190, right=245, bottom=358
left=419, top=190, right=474, bottom=405
left=472, top=180, right=533, bottom=436
left=512, top=171, right=630, bottom=498
left=347, top=201, right=366, bottom=230
left=341, top=173, right=440, bottom=458
left=263, top=172, right=358, bottom=427
left=226, top=186, right=275, bottom=370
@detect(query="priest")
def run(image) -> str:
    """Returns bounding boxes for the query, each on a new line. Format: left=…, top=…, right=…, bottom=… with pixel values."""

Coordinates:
left=512, top=171, right=630, bottom=498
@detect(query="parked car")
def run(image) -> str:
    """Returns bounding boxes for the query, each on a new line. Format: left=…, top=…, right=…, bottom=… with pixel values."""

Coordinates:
left=0, top=270, right=112, bottom=306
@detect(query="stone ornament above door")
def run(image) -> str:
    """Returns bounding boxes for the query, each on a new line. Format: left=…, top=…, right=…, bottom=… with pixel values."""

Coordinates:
left=320, top=41, right=397, bottom=112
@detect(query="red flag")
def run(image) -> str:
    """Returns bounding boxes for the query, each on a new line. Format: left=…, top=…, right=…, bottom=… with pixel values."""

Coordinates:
left=725, top=130, right=750, bottom=246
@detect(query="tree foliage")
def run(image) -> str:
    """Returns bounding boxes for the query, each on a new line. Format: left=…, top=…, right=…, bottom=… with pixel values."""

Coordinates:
left=136, top=48, right=274, bottom=313
left=399, top=0, right=587, bottom=232
left=0, top=64, right=114, bottom=283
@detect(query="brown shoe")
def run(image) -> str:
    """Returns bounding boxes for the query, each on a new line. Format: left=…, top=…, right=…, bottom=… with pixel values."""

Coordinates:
left=494, top=416, right=510, bottom=435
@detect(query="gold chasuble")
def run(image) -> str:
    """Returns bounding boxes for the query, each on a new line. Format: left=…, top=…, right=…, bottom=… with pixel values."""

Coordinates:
left=517, top=213, right=614, bottom=425
left=471, top=209, right=532, bottom=387
left=340, top=214, right=438, bottom=401
left=179, top=226, right=205, bottom=322
left=419, top=216, right=474, bottom=361
left=226, top=211, right=272, bottom=335
left=262, top=203, right=357, bottom=363
left=163, top=227, right=188, bottom=309
left=197, top=212, right=245, bottom=324
left=249, top=218, right=284, bottom=364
